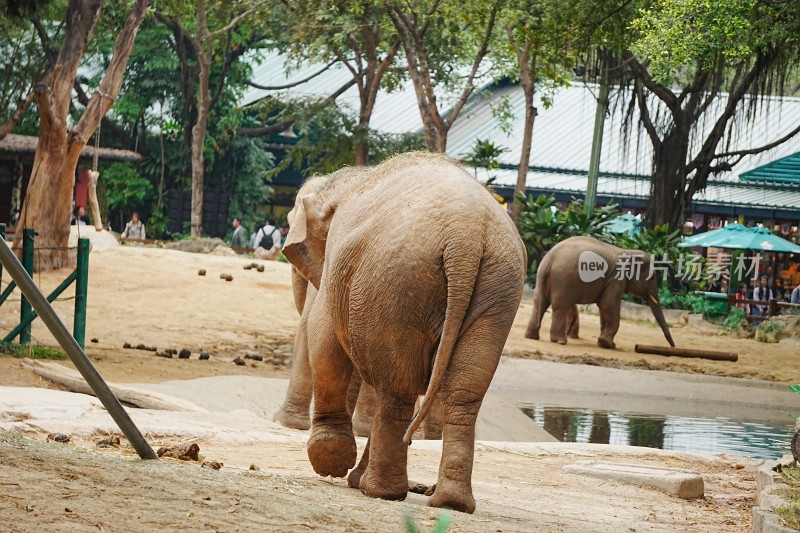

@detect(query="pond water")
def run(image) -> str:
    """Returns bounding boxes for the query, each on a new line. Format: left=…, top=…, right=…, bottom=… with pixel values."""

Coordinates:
left=520, top=404, right=794, bottom=460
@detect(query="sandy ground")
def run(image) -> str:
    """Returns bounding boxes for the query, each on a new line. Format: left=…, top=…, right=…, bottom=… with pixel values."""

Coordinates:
left=0, top=244, right=797, bottom=385
left=0, top=245, right=790, bottom=531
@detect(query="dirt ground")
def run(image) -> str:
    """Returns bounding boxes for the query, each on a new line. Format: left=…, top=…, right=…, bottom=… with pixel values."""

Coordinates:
left=0, top=244, right=796, bottom=385
left=0, top=429, right=757, bottom=532
left=0, top=244, right=790, bottom=531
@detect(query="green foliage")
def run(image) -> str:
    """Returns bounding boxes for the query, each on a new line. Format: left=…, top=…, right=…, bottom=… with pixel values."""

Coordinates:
left=777, top=464, right=800, bottom=529
left=0, top=343, right=68, bottom=360
left=100, top=162, right=154, bottom=216
left=461, top=138, right=509, bottom=183
left=403, top=509, right=452, bottom=533
left=630, top=0, right=757, bottom=83
left=224, top=136, right=275, bottom=236
left=721, top=307, right=747, bottom=334
left=759, top=320, right=784, bottom=337
left=516, top=193, right=620, bottom=283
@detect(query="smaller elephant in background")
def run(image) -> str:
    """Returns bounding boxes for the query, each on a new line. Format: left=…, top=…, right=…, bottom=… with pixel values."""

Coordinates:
left=525, top=236, right=675, bottom=349
left=273, top=269, right=442, bottom=439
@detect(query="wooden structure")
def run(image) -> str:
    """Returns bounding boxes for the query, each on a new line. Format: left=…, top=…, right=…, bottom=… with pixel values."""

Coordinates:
left=0, top=133, right=140, bottom=225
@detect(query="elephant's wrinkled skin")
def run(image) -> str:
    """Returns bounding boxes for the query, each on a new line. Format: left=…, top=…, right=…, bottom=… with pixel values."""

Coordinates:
left=525, top=236, right=675, bottom=350
left=282, top=153, right=526, bottom=513
left=273, top=269, right=441, bottom=438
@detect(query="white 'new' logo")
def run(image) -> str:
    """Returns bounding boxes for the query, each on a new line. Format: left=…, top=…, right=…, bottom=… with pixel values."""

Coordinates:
left=578, top=250, right=608, bottom=282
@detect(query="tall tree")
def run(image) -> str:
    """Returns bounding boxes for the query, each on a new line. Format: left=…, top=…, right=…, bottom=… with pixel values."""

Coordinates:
left=386, top=0, right=498, bottom=152
left=274, top=0, right=400, bottom=165
left=597, top=0, right=800, bottom=230
left=155, top=0, right=270, bottom=237
left=14, top=0, right=150, bottom=269
left=499, top=0, right=571, bottom=223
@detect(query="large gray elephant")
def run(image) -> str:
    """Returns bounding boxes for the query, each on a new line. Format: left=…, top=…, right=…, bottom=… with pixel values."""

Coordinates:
left=525, top=236, right=675, bottom=349
left=282, top=152, right=526, bottom=514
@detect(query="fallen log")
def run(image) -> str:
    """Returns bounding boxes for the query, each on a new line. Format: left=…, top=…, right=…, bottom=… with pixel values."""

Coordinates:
left=634, top=345, right=738, bottom=362
left=20, top=359, right=206, bottom=411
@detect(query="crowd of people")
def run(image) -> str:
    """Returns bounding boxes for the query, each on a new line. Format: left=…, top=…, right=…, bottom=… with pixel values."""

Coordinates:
left=228, top=217, right=289, bottom=260
left=731, top=274, right=800, bottom=316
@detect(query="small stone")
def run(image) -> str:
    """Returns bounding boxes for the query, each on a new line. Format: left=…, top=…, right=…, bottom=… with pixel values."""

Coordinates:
left=244, top=264, right=253, bottom=270
left=135, top=343, right=146, bottom=350
left=178, top=348, right=191, bottom=359
left=157, top=443, right=200, bottom=461
left=90, top=338, right=98, bottom=343
left=47, top=433, right=70, bottom=443
left=219, top=273, right=228, bottom=279
left=244, top=353, right=263, bottom=361
left=225, top=275, right=233, bottom=282
left=202, top=461, right=223, bottom=470
left=144, top=345, right=157, bottom=352
left=155, top=351, right=173, bottom=358
left=256, top=265, right=264, bottom=273
left=123, top=342, right=132, bottom=349
left=198, top=269, right=206, bottom=276
left=249, top=464, right=260, bottom=471
left=233, top=356, right=245, bottom=366
left=203, top=496, right=211, bottom=501
left=199, top=352, right=210, bottom=360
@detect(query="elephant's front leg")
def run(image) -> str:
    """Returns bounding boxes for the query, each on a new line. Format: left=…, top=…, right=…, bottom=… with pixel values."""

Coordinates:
left=273, top=314, right=313, bottom=430
left=306, top=310, right=357, bottom=478
left=359, top=391, right=416, bottom=501
left=597, top=291, right=621, bottom=349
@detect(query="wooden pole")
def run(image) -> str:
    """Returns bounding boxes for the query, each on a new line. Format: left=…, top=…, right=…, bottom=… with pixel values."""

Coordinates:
left=635, top=344, right=738, bottom=362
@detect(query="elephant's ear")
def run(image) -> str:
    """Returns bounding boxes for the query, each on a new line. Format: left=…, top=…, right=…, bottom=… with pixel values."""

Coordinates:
left=283, top=193, right=329, bottom=289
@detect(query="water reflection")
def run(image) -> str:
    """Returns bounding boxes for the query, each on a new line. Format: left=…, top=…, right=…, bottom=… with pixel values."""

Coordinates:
left=520, top=405, right=793, bottom=460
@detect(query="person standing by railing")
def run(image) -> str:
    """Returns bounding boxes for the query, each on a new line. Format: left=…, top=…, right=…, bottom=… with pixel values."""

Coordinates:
left=121, top=211, right=146, bottom=240
left=752, top=274, right=775, bottom=317
left=734, top=283, right=750, bottom=315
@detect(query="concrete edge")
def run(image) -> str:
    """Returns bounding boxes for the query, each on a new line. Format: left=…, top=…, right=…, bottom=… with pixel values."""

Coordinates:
left=753, top=454, right=798, bottom=533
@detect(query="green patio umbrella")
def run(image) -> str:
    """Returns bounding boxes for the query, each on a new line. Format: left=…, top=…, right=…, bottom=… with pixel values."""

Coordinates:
left=679, top=223, right=800, bottom=253
left=601, top=213, right=642, bottom=236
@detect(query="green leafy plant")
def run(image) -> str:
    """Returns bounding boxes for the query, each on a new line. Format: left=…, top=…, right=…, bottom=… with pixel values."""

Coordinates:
left=0, top=343, right=68, bottom=360
left=721, top=307, right=747, bottom=334
left=461, top=138, right=510, bottom=183
left=776, top=465, right=800, bottom=530
left=403, top=510, right=452, bottom=533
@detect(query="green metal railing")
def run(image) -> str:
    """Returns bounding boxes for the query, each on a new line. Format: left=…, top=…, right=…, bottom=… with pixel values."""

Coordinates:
left=0, top=227, right=89, bottom=348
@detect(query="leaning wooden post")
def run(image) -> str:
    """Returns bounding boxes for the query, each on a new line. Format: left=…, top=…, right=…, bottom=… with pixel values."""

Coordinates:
left=20, top=228, right=34, bottom=344
left=0, top=223, right=5, bottom=286
left=73, top=238, right=89, bottom=348
left=0, top=235, right=157, bottom=460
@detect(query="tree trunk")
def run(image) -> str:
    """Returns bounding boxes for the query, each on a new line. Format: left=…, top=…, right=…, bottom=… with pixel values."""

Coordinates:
left=512, top=86, right=537, bottom=224
left=647, top=127, right=690, bottom=231
left=190, top=53, right=211, bottom=237
left=14, top=0, right=149, bottom=269
left=354, top=142, right=369, bottom=166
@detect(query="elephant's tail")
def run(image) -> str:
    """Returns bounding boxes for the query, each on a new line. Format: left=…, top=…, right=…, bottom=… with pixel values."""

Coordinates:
left=403, top=242, right=481, bottom=445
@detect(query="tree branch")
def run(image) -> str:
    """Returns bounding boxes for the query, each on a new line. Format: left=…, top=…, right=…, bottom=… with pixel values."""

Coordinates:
left=244, top=59, right=339, bottom=90
left=0, top=90, right=35, bottom=141
left=714, top=122, right=800, bottom=160
left=634, top=79, right=661, bottom=146
left=444, top=7, right=497, bottom=129
left=207, top=0, right=270, bottom=41
left=622, top=51, right=680, bottom=115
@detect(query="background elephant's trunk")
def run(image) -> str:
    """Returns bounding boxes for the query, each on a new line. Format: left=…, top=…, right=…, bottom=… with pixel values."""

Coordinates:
left=648, top=295, right=675, bottom=347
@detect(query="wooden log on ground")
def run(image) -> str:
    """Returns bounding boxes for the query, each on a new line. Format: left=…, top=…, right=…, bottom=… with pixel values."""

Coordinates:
left=634, top=345, right=738, bottom=362
left=20, top=359, right=206, bottom=411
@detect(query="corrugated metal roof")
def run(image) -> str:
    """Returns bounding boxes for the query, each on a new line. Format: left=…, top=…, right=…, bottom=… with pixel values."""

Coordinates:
left=447, top=83, right=800, bottom=181
left=741, top=152, right=800, bottom=184
left=242, top=50, right=424, bottom=134
left=489, top=168, right=800, bottom=210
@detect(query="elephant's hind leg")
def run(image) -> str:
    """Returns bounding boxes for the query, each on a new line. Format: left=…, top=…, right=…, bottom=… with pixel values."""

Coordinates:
left=306, top=309, right=357, bottom=478
left=549, top=305, right=569, bottom=345
left=352, top=381, right=377, bottom=438
left=524, top=290, right=549, bottom=340
left=359, top=391, right=416, bottom=501
left=597, top=292, right=621, bottom=350
left=566, top=305, right=580, bottom=339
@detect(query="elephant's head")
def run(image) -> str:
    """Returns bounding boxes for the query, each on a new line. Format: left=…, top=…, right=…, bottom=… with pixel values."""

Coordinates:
left=625, top=252, right=675, bottom=348
left=283, top=190, right=333, bottom=289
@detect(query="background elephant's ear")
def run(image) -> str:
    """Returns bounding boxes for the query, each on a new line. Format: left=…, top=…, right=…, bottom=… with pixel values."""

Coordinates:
left=283, top=193, right=327, bottom=289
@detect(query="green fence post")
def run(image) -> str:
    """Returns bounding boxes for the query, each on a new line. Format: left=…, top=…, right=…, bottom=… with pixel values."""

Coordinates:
left=73, top=238, right=89, bottom=349
left=0, top=223, right=5, bottom=287
left=20, top=228, right=34, bottom=344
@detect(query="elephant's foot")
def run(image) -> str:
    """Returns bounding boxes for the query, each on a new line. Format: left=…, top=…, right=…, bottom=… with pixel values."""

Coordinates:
left=428, top=479, right=476, bottom=514
left=567, top=330, right=579, bottom=339
left=307, top=424, right=357, bottom=478
left=597, top=337, right=616, bottom=350
left=550, top=336, right=567, bottom=345
left=273, top=405, right=311, bottom=431
left=360, top=467, right=408, bottom=502
left=524, top=328, right=540, bottom=340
